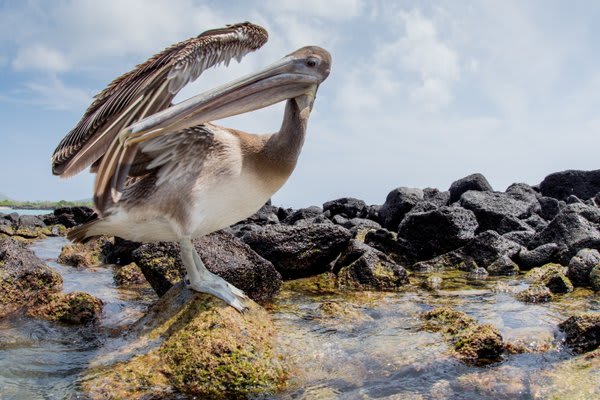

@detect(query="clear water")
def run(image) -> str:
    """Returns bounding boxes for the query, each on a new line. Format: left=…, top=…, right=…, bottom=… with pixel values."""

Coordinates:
left=0, top=238, right=598, bottom=399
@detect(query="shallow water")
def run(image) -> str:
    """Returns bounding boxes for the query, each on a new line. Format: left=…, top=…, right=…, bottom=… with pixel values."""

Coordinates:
left=0, top=237, right=157, bottom=399
left=0, top=238, right=598, bottom=399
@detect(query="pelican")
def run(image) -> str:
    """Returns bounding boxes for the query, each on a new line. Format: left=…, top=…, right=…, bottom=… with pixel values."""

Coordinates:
left=52, top=22, right=331, bottom=312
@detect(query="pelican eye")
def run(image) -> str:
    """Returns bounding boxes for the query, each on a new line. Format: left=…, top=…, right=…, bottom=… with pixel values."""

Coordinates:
left=306, top=58, right=318, bottom=67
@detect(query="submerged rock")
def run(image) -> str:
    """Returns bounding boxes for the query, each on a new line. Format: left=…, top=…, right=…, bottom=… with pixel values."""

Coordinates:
left=0, top=238, right=62, bottom=318
left=133, top=231, right=281, bottom=301
left=28, top=291, right=103, bottom=324
left=82, top=283, right=284, bottom=399
left=242, top=223, right=351, bottom=279
left=559, top=313, right=600, bottom=354
left=421, top=306, right=504, bottom=363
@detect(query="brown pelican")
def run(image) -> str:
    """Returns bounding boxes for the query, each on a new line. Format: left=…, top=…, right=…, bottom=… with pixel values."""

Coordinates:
left=51, top=22, right=331, bottom=311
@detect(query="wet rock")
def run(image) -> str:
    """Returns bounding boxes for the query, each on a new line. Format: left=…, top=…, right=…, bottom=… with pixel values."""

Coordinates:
left=486, top=255, right=519, bottom=276
left=82, top=284, right=284, bottom=399
left=398, top=206, right=478, bottom=261
left=539, top=169, right=600, bottom=201
left=28, top=292, right=103, bottom=324
left=412, top=252, right=478, bottom=272
left=459, top=190, right=537, bottom=232
left=335, top=241, right=409, bottom=291
left=538, top=196, right=562, bottom=221
left=57, top=238, right=106, bottom=268
left=421, top=307, right=504, bottom=363
left=242, top=223, right=351, bottom=279
left=468, top=267, right=489, bottom=280
left=43, top=206, right=95, bottom=228
left=0, top=213, right=56, bottom=239
left=518, top=243, right=559, bottom=270
left=113, top=262, right=146, bottom=286
left=567, top=248, right=600, bottom=287
left=457, top=365, right=528, bottom=399
left=525, top=263, right=573, bottom=294
left=133, top=231, right=282, bottom=301
left=448, top=173, right=493, bottom=204
left=424, top=275, right=443, bottom=290
left=281, top=206, right=323, bottom=225
left=529, top=206, right=600, bottom=264
left=559, top=313, right=600, bottom=353
left=323, top=197, right=366, bottom=219
left=0, top=238, right=63, bottom=318
left=378, top=187, right=424, bottom=230
left=515, top=285, right=553, bottom=303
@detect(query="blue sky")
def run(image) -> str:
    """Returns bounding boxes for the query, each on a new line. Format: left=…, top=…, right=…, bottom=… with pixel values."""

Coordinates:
left=1, top=0, right=600, bottom=208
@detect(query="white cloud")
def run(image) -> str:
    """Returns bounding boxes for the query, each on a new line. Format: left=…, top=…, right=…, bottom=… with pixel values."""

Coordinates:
left=264, top=0, right=364, bottom=20
left=24, top=77, right=94, bottom=110
left=13, top=44, right=70, bottom=72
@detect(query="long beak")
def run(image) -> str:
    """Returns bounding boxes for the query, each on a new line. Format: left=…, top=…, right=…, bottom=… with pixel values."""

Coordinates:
left=123, top=56, right=320, bottom=142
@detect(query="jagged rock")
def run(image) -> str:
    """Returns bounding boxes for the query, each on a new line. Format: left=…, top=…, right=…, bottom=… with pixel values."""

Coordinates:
left=342, top=217, right=381, bottom=231
left=82, top=284, right=284, bottom=399
left=518, top=243, right=559, bottom=270
left=242, top=223, right=351, bottom=279
left=0, top=238, right=63, bottom=318
left=559, top=313, right=600, bottom=353
left=43, top=206, right=95, bottom=228
left=459, top=191, right=537, bottom=232
left=133, top=231, right=282, bottom=301
left=113, top=263, right=146, bottom=286
left=407, top=201, right=439, bottom=214
left=567, top=195, right=583, bottom=204
left=323, top=197, right=366, bottom=219
left=529, top=206, right=600, bottom=264
left=281, top=206, right=323, bottom=225
left=448, top=173, right=493, bottom=204
left=398, top=206, right=478, bottom=261
left=496, top=215, right=532, bottom=235
left=506, top=182, right=540, bottom=202
left=334, top=240, right=408, bottom=290
left=363, top=228, right=414, bottom=265
left=568, top=248, right=600, bottom=287
left=538, top=196, right=562, bottom=221
left=502, top=230, right=536, bottom=247
left=378, top=187, right=424, bottom=230
left=540, top=169, right=600, bottom=201
left=364, top=204, right=381, bottom=223
left=412, top=252, right=478, bottom=272
left=515, top=285, right=553, bottom=303
left=237, top=201, right=280, bottom=226
left=424, top=188, right=450, bottom=207
left=524, top=214, right=548, bottom=233
left=460, top=230, right=522, bottom=268
left=486, top=255, right=519, bottom=276
left=590, top=266, right=600, bottom=291
left=28, top=292, right=103, bottom=324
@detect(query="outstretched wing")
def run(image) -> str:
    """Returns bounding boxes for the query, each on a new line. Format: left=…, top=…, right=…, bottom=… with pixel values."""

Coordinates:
left=51, top=22, right=268, bottom=179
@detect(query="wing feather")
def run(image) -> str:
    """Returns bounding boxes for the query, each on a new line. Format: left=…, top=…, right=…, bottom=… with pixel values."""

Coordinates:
left=51, top=22, right=268, bottom=178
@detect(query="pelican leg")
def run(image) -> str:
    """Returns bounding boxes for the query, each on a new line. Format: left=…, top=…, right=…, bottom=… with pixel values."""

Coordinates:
left=180, top=238, right=249, bottom=312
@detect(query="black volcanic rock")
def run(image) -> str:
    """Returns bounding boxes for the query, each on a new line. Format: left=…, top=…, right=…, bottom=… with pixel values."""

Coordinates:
left=559, top=313, right=600, bottom=354
left=281, top=206, right=324, bottom=225
left=323, top=197, right=367, bottom=219
left=241, top=223, right=352, bottom=279
left=363, top=229, right=415, bottom=265
left=132, top=231, right=281, bottom=301
left=540, top=169, right=600, bottom=201
left=459, top=191, right=538, bottom=232
left=538, top=196, right=562, bottom=221
left=423, top=188, right=450, bottom=207
left=517, top=243, right=559, bottom=270
left=448, top=173, right=493, bottom=204
left=43, top=206, right=95, bottom=228
left=397, top=206, right=478, bottom=261
left=379, top=187, right=424, bottom=230
left=568, top=248, right=600, bottom=287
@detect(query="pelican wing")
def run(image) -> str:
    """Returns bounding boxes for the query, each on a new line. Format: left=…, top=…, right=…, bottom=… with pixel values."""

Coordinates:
left=51, top=22, right=268, bottom=178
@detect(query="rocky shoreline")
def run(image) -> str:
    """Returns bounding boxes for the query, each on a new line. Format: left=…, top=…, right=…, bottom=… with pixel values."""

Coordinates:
left=2, top=169, right=600, bottom=398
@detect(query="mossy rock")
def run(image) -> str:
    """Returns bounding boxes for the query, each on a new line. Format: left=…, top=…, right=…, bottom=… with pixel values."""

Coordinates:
left=590, top=265, right=600, bottom=291
left=515, top=285, right=553, bottom=303
left=58, top=239, right=106, bottom=268
left=525, top=263, right=573, bottom=294
left=421, top=306, right=504, bottom=363
left=28, top=291, right=103, bottom=324
left=113, top=262, right=146, bottom=286
left=83, top=283, right=285, bottom=399
left=559, top=313, right=600, bottom=354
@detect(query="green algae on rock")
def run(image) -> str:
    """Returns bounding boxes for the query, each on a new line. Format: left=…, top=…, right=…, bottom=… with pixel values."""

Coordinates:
left=57, top=238, right=106, bottom=268
left=515, top=284, right=553, bottom=303
left=28, top=291, right=103, bottom=324
left=421, top=306, right=503, bottom=363
left=83, top=283, right=285, bottom=399
left=0, top=237, right=63, bottom=318
left=113, top=262, right=146, bottom=286
left=525, top=263, right=574, bottom=294
left=559, top=313, right=600, bottom=354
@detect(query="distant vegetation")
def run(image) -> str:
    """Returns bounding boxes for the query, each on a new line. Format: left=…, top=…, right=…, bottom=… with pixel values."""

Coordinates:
left=0, top=199, right=93, bottom=210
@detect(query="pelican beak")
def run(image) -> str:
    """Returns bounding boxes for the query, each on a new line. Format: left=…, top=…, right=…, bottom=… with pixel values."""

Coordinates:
left=123, top=49, right=328, bottom=142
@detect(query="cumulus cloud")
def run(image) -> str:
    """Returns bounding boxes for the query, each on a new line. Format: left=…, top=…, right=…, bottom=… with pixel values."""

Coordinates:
left=264, top=0, right=364, bottom=20
left=24, top=77, right=94, bottom=110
